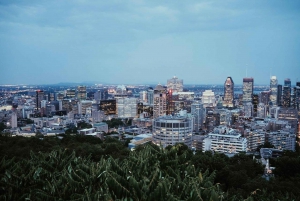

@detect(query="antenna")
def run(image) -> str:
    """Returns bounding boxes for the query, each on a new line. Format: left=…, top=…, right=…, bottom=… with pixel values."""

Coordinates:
left=246, top=66, right=248, bottom=77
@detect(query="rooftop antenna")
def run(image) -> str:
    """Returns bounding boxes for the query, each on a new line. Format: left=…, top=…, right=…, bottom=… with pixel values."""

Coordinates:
left=246, top=65, right=248, bottom=77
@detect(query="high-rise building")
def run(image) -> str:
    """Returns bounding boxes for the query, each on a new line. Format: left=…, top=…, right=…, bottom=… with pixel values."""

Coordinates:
left=282, top=79, right=291, bottom=107
left=282, top=86, right=291, bottom=107
left=277, top=85, right=282, bottom=106
left=167, top=76, right=183, bottom=93
left=147, top=87, right=154, bottom=105
left=77, top=86, right=87, bottom=100
left=252, top=94, right=259, bottom=117
left=257, top=103, right=267, bottom=118
left=153, top=84, right=167, bottom=118
left=66, top=89, right=76, bottom=99
left=99, top=100, right=117, bottom=115
left=202, top=90, right=216, bottom=108
left=223, top=77, right=234, bottom=107
left=36, top=90, right=44, bottom=109
left=139, top=91, right=148, bottom=103
left=117, top=98, right=137, bottom=118
left=242, top=78, right=253, bottom=104
left=11, top=112, right=17, bottom=128
left=152, top=114, right=193, bottom=148
left=284, top=78, right=291, bottom=88
left=243, top=102, right=253, bottom=117
left=293, top=86, right=300, bottom=110
left=260, top=91, right=270, bottom=105
left=191, top=101, right=204, bottom=132
left=94, top=90, right=101, bottom=103
left=270, top=76, right=278, bottom=106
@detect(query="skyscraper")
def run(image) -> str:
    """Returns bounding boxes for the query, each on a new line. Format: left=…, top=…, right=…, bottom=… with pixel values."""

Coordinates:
left=277, top=85, right=282, bottom=106
left=36, top=90, right=44, bottom=109
left=282, top=79, right=291, bottom=107
left=167, top=76, right=183, bottom=93
left=191, top=101, right=204, bottom=132
left=153, top=84, right=167, bottom=118
left=147, top=87, right=154, bottom=105
left=270, top=76, right=278, bottom=106
left=283, top=86, right=291, bottom=107
left=77, top=86, right=87, bottom=100
left=242, top=78, right=254, bottom=104
left=223, top=77, right=234, bottom=107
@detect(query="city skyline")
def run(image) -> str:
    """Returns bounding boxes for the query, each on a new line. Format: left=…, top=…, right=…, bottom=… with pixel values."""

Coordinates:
left=1, top=0, right=299, bottom=85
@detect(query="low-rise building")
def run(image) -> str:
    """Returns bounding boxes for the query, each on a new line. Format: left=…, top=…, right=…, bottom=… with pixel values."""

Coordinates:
left=202, top=127, right=247, bottom=154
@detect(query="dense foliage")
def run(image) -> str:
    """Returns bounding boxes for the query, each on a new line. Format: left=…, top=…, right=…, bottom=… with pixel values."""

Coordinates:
left=0, top=135, right=300, bottom=200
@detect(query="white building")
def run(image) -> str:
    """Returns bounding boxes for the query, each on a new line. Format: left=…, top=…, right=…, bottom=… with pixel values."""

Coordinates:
left=202, top=127, right=247, bottom=154
left=117, top=97, right=137, bottom=118
left=244, top=129, right=265, bottom=152
left=152, top=113, right=193, bottom=148
left=267, top=131, right=296, bottom=151
left=202, top=90, right=216, bottom=108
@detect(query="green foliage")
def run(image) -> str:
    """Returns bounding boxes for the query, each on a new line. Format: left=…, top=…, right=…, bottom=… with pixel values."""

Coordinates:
left=1, top=135, right=300, bottom=200
left=103, top=118, right=125, bottom=128
left=0, top=144, right=224, bottom=200
left=77, top=122, right=92, bottom=129
left=0, top=122, right=7, bottom=132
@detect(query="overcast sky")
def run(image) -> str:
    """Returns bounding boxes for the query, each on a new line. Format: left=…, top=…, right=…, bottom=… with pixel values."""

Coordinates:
left=0, top=0, right=299, bottom=85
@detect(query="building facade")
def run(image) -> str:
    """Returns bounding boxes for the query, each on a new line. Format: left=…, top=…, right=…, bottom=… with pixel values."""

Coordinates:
left=270, top=76, right=278, bottom=106
left=167, top=76, right=183, bottom=93
left=223, top=77, right=234, bottom=107
left=152, top=115, right=193, bottom=148
left=153, top=84, right=167, bottom=118
left=242, top=78, right=254, bottom=104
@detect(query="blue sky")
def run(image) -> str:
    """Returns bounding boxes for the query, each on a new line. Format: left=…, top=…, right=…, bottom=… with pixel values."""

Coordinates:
left=0, top=0, right=299, bottom=85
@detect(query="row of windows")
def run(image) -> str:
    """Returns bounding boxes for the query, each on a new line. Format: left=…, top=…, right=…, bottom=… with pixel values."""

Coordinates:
left=154, top=122, right=190, bottom=128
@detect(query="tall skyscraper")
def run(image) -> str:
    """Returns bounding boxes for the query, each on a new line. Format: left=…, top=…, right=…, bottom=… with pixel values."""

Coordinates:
left=153, top=84, right=167, bottom=118
left=277, top=85, right=282, bottom=106
left=284, top=78, right=291, bottom=88
left=223, top=77, right=234, bottom=107
left=167, top=76, right=183, bottom=93
left=282, top=79, right=291, bottom=108
left=191, top=101, right=204, bottom=132
left=283, top=86, right=291, bottom=107
left=77, top=86, right=87, bottom=100
left=36, top=90, right=44, bottom=109
left=260, top=91, right=270, bottom=105
left=242, top=78, right=254, bottom=104
left=252, top=94, right=259, bottom=117
left=270, top=76, right=278, bottom=106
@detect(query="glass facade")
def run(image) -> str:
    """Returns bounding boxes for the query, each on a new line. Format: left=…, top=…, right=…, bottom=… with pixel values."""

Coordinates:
left=270, top=76, right=278, bottom=106
left=242, top=78, right=253, bottom=104
left=223, top=77, right=234, bottom=107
